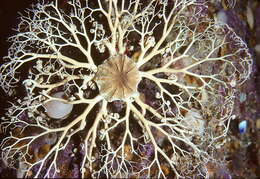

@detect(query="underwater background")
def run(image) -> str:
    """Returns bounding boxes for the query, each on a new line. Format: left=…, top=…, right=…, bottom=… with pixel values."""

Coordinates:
left=0, top=0, right=259, bottom=178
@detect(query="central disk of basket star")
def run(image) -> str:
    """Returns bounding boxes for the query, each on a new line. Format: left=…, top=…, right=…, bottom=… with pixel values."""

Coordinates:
left=94, top=55, right=141, bottom=102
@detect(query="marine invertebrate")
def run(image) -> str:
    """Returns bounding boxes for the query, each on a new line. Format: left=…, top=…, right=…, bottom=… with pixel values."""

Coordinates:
left=0, top=0, right=252, bottom=178
left=94, top=54, right=141, bottom=101
left=44, top=92, right=73, bottom=119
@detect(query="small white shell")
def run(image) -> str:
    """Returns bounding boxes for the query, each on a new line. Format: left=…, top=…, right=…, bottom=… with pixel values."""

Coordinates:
left=238, top=120, right=247, bottom=134
left=216, top=10, right=228, bottom=24
left=255, top=44, right=260, bottom=54
left=44, top=92, right=73, bottom=119
left=246, top=5, right=254, bottom=29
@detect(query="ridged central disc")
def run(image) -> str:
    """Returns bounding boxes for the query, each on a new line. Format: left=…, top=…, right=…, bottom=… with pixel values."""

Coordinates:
left=94, top=55, right=141, bottom=102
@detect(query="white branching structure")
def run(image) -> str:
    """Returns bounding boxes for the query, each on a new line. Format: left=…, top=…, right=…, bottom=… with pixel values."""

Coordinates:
left=0, top=0, right=252, bottom=178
